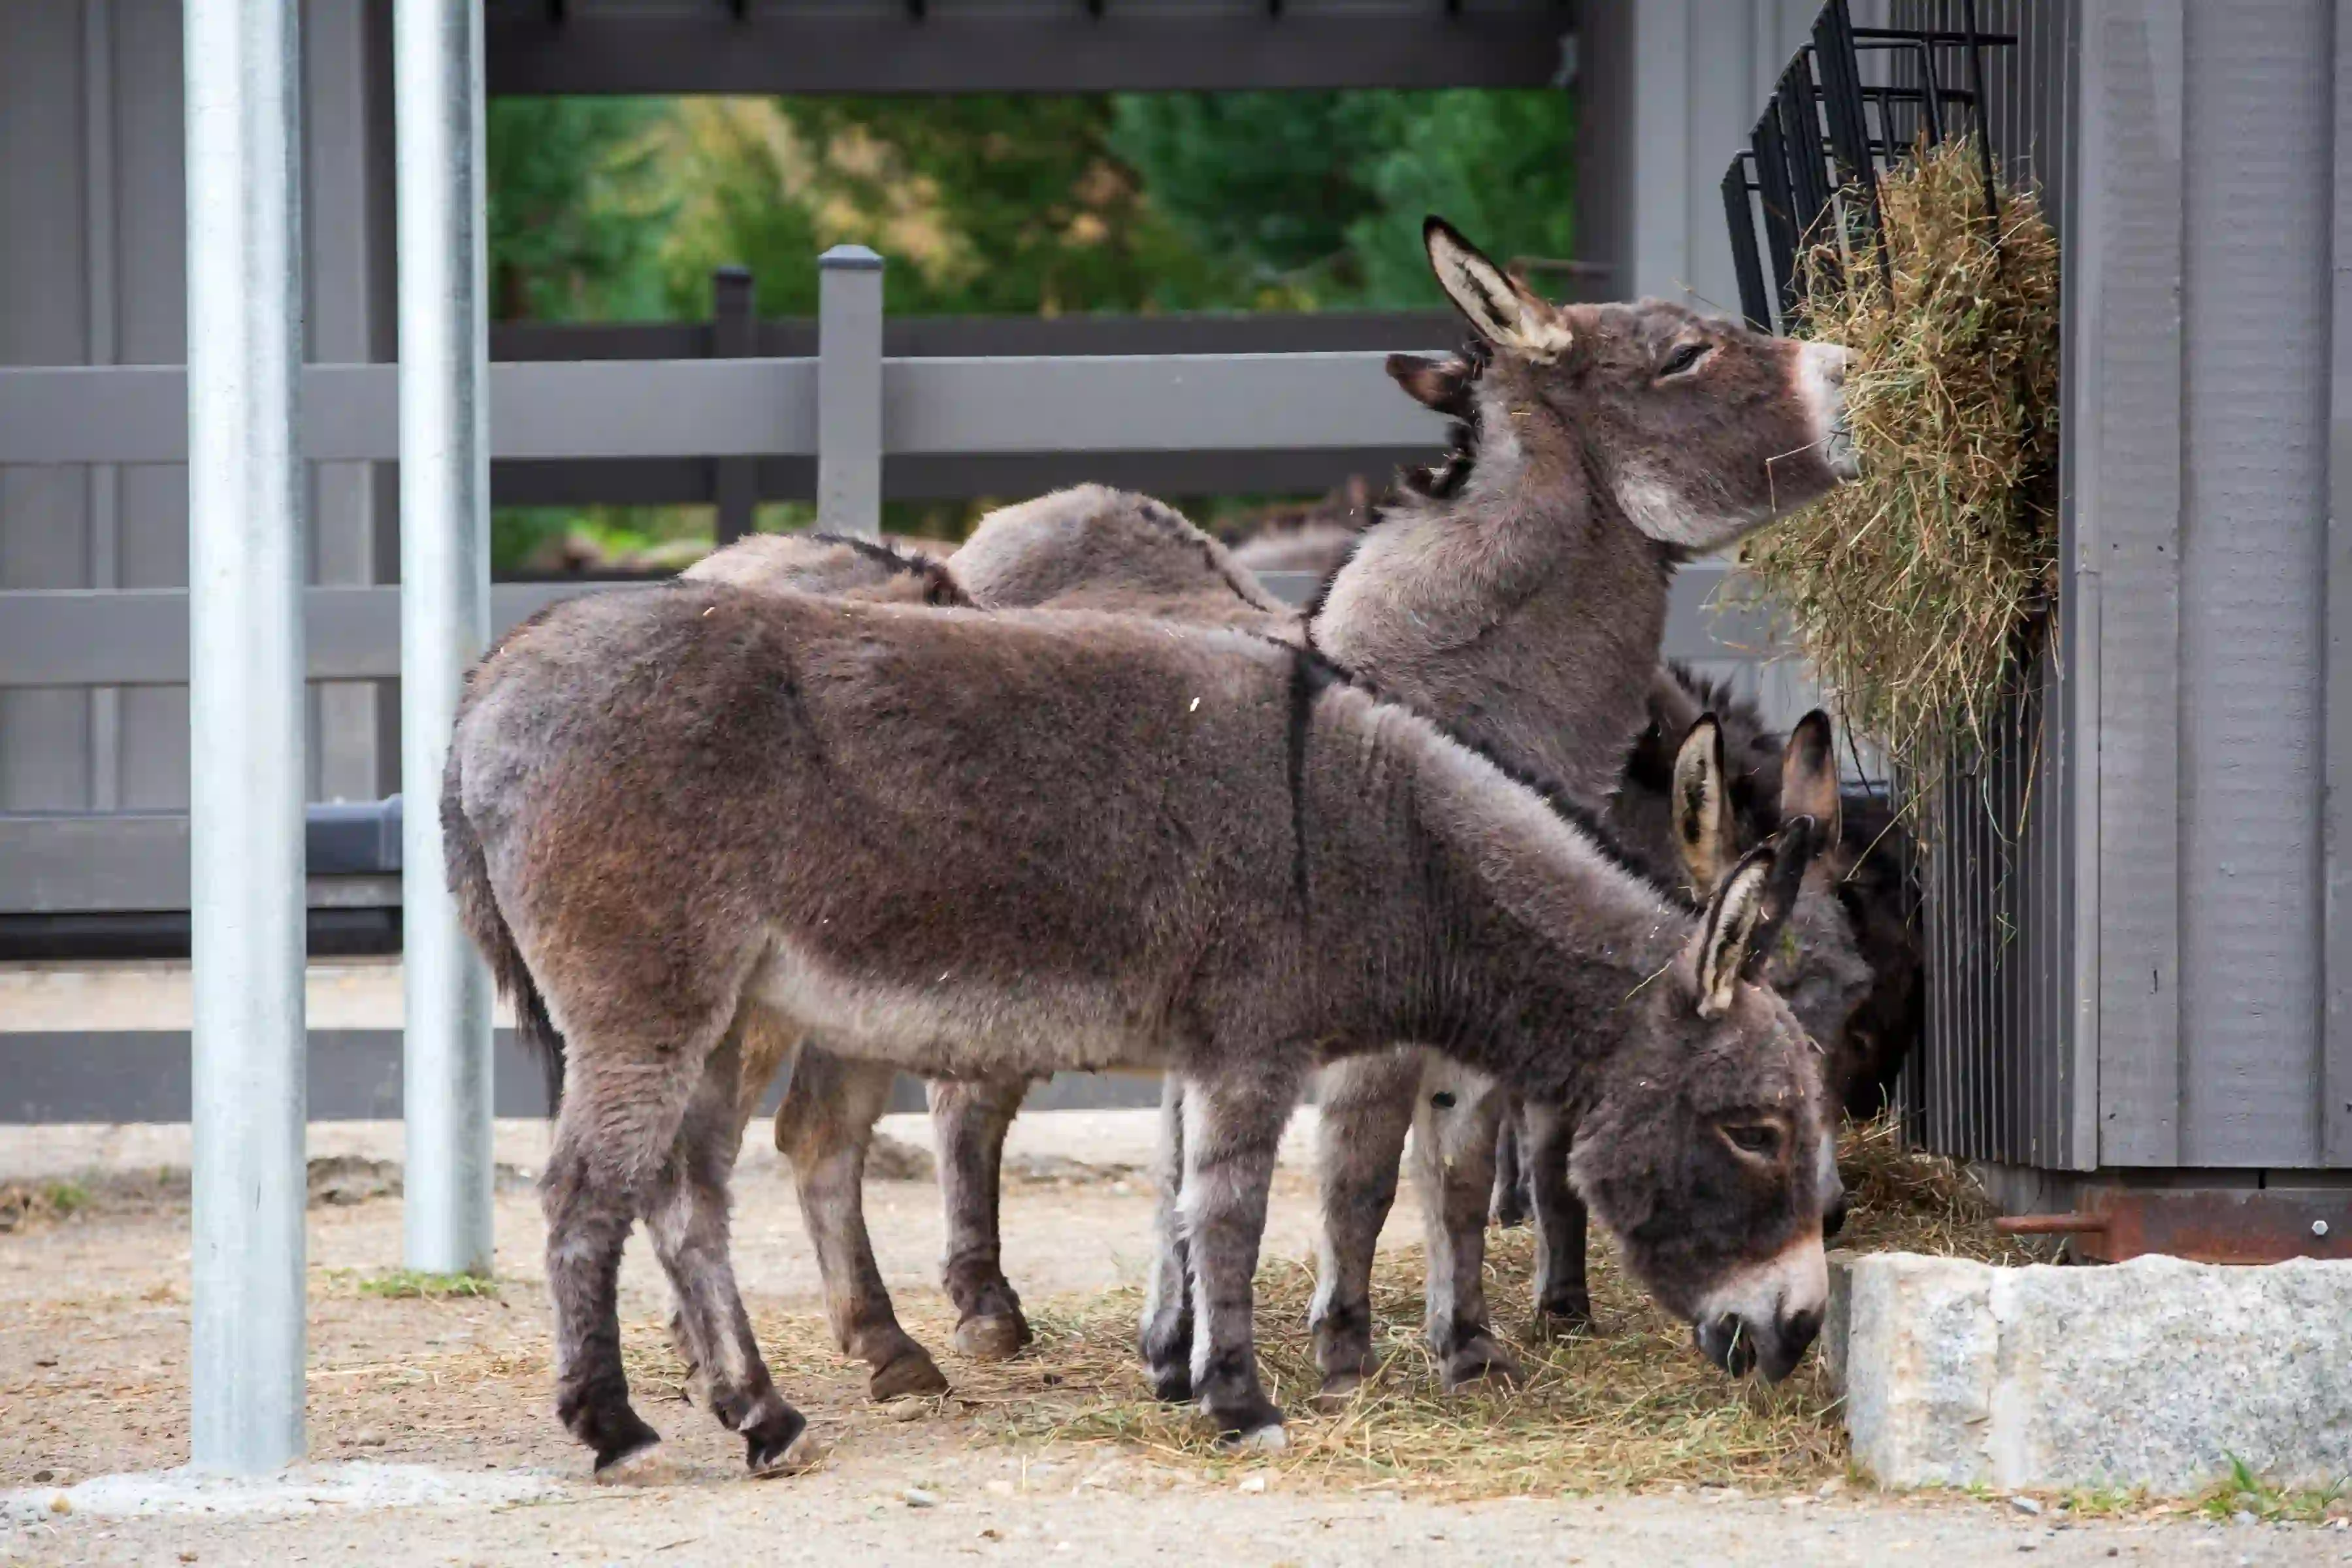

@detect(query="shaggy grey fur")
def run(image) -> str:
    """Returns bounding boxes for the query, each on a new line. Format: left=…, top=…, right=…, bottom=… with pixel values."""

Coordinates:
left=674, top=219, right=1857, bottom=1405
left=446, top=585, right=1837, bottom=1469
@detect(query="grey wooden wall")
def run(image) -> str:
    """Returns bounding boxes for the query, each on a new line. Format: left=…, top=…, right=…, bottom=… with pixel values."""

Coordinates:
left=0, top=0, right=395, bottom=817
left=1899, top=0, right=2351, bottom=1175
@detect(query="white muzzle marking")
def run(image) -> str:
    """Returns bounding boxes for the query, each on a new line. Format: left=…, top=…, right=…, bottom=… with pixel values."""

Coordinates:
left=1797, top=341, right=1857, bottom=481
left=1693, top=1231, right=1829, bottom=1330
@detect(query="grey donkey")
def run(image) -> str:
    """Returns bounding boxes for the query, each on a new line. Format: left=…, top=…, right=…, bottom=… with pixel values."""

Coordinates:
left=1484, top=676, right=1877, bottom=1330
left=445, top=582, right=1842, bottom=1473
left=678, top=218, right=1856, bottom=1406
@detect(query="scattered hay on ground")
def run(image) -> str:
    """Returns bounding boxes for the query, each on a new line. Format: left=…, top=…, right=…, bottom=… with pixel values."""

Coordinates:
left=0, top=1180, right=90, bottom=1234
left=1736, top=136, right=2062, bottom=793
left=302, top=1120, right=2055, bottom=1501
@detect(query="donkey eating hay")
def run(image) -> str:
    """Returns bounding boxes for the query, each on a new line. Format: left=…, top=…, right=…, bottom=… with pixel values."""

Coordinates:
left=447, top=583, right=1838, bottom=1475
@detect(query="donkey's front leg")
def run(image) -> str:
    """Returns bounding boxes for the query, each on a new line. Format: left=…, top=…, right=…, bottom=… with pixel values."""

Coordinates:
left=1307, top=1047, right=1418, bottom=1405
left=928, top=1072, right=1037, bottom=1360
left=1137, top=1074, right=1195, bottom=1401
left=644, top=1021, right=818, bottom=1476
left=773, top=1041, right=951, bottom=1399
left=1409, top=1064, right=1522, bottom=1390
left=1520, top=1101, right=1593, bottom=1332
left=1180, top=1064, right=1305, bottom=1451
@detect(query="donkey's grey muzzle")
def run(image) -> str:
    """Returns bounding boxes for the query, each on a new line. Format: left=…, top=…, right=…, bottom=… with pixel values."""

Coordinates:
left=1694, top=1304, right=1823, bottom=1383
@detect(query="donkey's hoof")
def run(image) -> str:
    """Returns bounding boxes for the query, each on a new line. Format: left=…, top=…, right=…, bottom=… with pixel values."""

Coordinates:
left=1309, top=1370, right=1364, bottom=1414
left=953, top=1311, right=1030, bottom=1362
left=592, top=1433, right=674, bottom=1486
left=1533, top=1295, right=1595, bottom=1338
left=746, top=1411, right=825, bottom=1478
left=1441, top=1334, right=1524, bottom=1392
left=869, top=1345, right=951, bottom=1401
left=1145, top=1360, right=1194, bottom=1403
left=1213, top=1421, right=1290, bottom=1456
left=1491, top=1195, right=1531, bottom=1229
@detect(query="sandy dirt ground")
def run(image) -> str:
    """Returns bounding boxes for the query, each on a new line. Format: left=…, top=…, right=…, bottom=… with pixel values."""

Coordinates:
left=1, top=1112, right=2343, bottom=1567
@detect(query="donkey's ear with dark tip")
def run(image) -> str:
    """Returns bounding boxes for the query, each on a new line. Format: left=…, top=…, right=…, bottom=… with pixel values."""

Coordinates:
left=1386, top=352, right=1473, bottom=415
left=1424, top=217, right=1573, bottom=364
left=1739, top=816, right=1820, bottom=981
left=1691, top=842, right=1776, bottom=1018
left=1781, top=710, right=1842, bottom=847
left=1671, top=713, right=1733, bottom=896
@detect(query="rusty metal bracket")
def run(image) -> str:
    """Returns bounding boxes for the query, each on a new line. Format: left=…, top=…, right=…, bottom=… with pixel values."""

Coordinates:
left=1994, top=1188, right=2351, bottom=1264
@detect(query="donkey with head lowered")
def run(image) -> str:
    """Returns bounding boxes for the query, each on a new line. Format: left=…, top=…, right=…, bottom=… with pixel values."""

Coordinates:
left=447, top=581, right=1839, bottom=1473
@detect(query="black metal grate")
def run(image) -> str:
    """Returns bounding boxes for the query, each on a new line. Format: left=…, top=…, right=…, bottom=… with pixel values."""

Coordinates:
left=1722, top=0, right=2016, bottom=332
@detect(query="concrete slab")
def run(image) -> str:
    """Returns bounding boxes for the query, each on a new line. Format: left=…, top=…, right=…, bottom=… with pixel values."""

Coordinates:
left=1831, top=1251, right=2352, bottom=1494
left=0, top=1462, right=561, bottom=1525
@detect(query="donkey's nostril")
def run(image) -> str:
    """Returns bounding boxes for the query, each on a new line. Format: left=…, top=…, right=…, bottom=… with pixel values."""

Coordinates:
left=1696, top=1315, right=1759, bottom=1378
left=1763, top=1306, right=1824, bottom=1382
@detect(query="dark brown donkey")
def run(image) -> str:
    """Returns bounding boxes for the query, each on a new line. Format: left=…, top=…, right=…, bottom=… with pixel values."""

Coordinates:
left=446, top=585, right=1840, bottom=1474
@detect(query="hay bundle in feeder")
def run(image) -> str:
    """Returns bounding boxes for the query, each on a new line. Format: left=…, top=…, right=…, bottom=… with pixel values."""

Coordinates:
left=1738, top=136, right=2061, bottom=793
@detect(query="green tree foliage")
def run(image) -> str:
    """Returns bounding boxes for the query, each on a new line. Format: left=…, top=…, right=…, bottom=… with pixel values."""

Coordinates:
left=483, top=88, right=1577, bottom=564
left=485, top=98, right=672, bottom=321
left=654, top=96, right=1244, bottom=320
left=1109, top=89, right=1577, bottom=308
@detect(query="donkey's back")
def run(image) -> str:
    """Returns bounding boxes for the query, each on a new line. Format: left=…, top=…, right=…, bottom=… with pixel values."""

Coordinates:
left=452, top=583, right=1310, bottom=1075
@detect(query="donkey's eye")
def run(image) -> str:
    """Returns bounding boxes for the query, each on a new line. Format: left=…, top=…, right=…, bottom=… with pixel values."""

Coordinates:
left=1659, top=342, right=1710, bottom=378
left=1721, top=1122, right=1782, bottom=1158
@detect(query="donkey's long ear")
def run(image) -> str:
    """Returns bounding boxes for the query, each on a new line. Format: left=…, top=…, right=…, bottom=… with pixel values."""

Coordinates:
left=1386, top=352, right=1475, bottom=416
left=1738, top=815, right=1821, bottom=982
left=1424, top=218, right=1574, bottom=364
left=1691, top=842, right=1776, bottom=1018
left=1780, top=710, right=1842, bottom=852
left=1672, top=713, right=1735, bottom=897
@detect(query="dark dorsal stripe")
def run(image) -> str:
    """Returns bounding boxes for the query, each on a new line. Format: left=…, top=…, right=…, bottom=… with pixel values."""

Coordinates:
left=808, top=531, right=969, bottom=606
left=1271, top=636, right=1680, bottom=911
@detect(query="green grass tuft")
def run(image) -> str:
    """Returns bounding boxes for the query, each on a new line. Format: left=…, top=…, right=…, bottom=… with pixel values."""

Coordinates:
left=355, top=1269, right=500, bottom=1301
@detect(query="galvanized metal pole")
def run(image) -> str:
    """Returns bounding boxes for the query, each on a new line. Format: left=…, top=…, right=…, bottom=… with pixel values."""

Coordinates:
left=395, top=0, right=495, bottom=1277
left=184, top=0, right=308, bottom=1473
left=817, top=245, right=884, bottom=540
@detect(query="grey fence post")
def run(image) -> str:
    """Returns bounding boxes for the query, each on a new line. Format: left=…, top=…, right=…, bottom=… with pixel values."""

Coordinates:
left=184, top=0, right=308, bottom=1473
left=395, top=0, right=496, bottom=1278
left=817, top=245, right=884, bottom=540
left=713, top=265, right=758, bottom=546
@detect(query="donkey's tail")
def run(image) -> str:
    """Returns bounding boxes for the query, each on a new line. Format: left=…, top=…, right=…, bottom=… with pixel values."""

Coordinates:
left=440, top=743, right=568, bottom=1116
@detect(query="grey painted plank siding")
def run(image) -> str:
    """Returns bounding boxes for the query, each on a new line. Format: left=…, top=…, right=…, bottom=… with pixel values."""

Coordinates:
left=2080, top=0, right=2185, bottom=1166
left=2328, top=0, right=2352, bottom=1167
left=0, top=0, right=388, bottom=821
left=2177, top=0, right=2332, bottom=1168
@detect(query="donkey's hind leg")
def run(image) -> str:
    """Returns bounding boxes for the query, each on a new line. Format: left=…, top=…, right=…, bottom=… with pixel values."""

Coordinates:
left=1180, top=1062, right=1305, bottom=1451
left=1521, top=1102, right=1593, bottom=1333
left=1409, top=1065, right=1522, bottom=1390
left=1137, top=1074, right=1194, bottom=1401
left=541, top=1034, right=721, bottom=1477
left=1490, top=1096, right=1532, bottom=1228
left=929, top=1072, right=1037, bottom=1360
left=773, top=1040, right=949, bottom=1399
left=642, top=1021, right=817, bottom=1476
left=1307, top=1047, right=1418, bottom=1405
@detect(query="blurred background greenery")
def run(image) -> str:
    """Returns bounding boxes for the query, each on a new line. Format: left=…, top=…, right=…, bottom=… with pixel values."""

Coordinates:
left=486, top=89, right=1576, bottom=572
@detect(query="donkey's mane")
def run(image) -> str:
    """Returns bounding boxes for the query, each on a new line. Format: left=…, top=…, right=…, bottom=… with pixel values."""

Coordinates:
left=807, top=532, right=970, bottom=606
left=1299, top=336, right=1490, bottom=629
left=1272, top=635, right=1678, bottom=911
left=1128, top=494, right=1277, bottom=613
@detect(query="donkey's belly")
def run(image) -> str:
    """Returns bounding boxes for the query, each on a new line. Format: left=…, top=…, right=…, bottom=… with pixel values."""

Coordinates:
left=749, top=930, right=1171, bottom=1079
